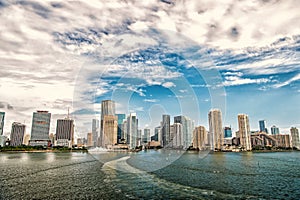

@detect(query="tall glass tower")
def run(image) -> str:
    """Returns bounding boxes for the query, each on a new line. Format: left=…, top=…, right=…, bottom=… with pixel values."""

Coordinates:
left=115, top=114, right=126, bottom=143
left=30, top=111, right=51, bottom=146
left=259, top=120, right=268, bottom=133
left=0, top=112, right=5, bottom=135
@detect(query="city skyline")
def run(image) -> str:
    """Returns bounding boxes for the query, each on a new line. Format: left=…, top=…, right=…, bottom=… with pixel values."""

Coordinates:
left=0, top=1, right=299, bottom=138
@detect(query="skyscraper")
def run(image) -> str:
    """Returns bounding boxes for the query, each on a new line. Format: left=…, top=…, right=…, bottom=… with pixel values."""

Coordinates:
left=92, top=119, right=99, bottom=147
left=259, top=120, right=268, bottom=133
left=193, top=126, right=207, bottom=150
left=224, top=126, right=232, bottom=138
left=162, top=114, right=170, bottom=147
left=127, top=113, right=138, bottom=149
left=100, top=100, right=115, bottom=147
left=170, top=123, right=183, bottom=148
left=0, top=112, right=5, bottom=135
left=153, top=126, right=161, bottom=142
left=10, top=122, right=25, bottom=147
left=290, top=127, right=300, bottom=149
left=102, top=115, right=118, bottom=147
left=30, top=111, right=51, bottom=146
left=271, top=125, right=280, bottom=135
left=208, top=109, right=223, bottom=150
left=174, top=115, right=193, bottom=149
left=116, top=114, right=126, bottom=143
left=237, top=114, right=252, bottom=151
left=56, top=118, right=74, bottom=147
left=143, top=128, right=150, bottom=143
left=87, top=132, right=93, bottom=147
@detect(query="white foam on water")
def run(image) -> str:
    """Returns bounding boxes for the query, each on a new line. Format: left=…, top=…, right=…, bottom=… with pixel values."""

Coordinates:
left=101, top=156, right=260, bottom=199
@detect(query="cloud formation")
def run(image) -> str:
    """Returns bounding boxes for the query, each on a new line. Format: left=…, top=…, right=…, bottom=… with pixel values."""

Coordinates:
left=0, top=0, right=299, bottom=135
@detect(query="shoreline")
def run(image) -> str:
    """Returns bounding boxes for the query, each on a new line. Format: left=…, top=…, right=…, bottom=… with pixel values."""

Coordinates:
left=0, top=149, right=298, bottom=153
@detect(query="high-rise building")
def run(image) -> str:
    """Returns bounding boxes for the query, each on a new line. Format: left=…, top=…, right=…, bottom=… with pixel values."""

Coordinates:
left=170, top=123, right=183, bottom=148
left=0, top=112, right=5, bottom=135
left=271, top=125, right=280, bottom=135
left=153, top=126, right=161, bottom=142
left=23, top=134, right=30, bottom=145
left=29, top=111, right=51, bottom=146
left=0, top=135, right=7, bottom=147
left=237, top=114, right=252, bottom=151
left=102, top=115, right=118, bottom=147
left=162, top=114, right=170, bottom=147
left=92, top=119, right=99, bottom=147
left=137, top=129, right=142, bottom=147
left=121, top=120, right=127, bottom=144
left=174, top=115, right=193, bottom=149
left=273, top=134, right=291, bottom=148
left=259, top=120, right=268, bottom=133
left=56, top=118, right=74, bottom=147
left=87, top=132, right=93, bottom=147
left=100, top=100, right=115, bottom=147
left=290, top=127, right=300, bottom=149
left=49, top=133, right=55, bottom=146
left=10, top=122, right=26, bottom=147
left=143, top=128, right=150, bottom=143
left=193, top=126, right=207, bottom=150
left=208, top=109, right=223, bottom=150
left=116, top=114, right=126, bottom=143
left=224, top=126, right=232, bottom=138
left=127, top=113, right=138, bottom=149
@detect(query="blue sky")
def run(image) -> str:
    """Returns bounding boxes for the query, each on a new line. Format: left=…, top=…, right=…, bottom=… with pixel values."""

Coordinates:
left=0, top=0, right=299, bottom=138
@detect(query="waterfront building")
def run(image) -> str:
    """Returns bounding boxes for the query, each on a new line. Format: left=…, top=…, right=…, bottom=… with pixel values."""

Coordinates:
left=259, top=120, right=268, bottom=133
left=56, top=118, right=74, bottom=148
left=271, top=125, right=280, bottom=135
left=116, top=114, right=126, bottom=143
left=100, top=100, right=115, bottom=147
left=137, top=129, right=142, bottom=147
left=171, top=123, right=183, bottom=148
left=290, top=127, right=300, bottom=149
left=29, top=111, right=51, bottom=146
left=121, top=120, right=127, bottom=143
left=0, top=112, right=4, bottom=135
left=102, top=115, right=118, bottom=148
left=193, top=126, right=207, bottom=150
left=0, top=135, right=7, bottom=147
left=162, top=114, right=170, bottom=147
left=237, top=114, right=252, bottom=151
left=87, top=133, right=93, bottom=147
left=23, top=134, right=30, bottom=145
left=273, top=134, right=291, bottom=148
left=153, top=126, right=161, bottom=142
left=208, top=109, right=223, bottom=150
left=92, top=119, right=99, bottom=147
left=127, top=113, right=138, bottom=149
left=49, top=133, right=55, bottom=146
left=224, top=126, right=232, bottom=138
left=143, top=128, right=150, bottom=143
left=174, top=115, right=193, bottom=149
left=77, top=138, right=84, bottom=147
left=251, top=132, right=276, bottom=148
left=10, top=122, right=25, bottom=146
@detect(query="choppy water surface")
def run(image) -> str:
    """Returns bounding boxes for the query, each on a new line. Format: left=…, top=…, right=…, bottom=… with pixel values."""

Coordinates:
left=0, top=151, right=299, bottom=199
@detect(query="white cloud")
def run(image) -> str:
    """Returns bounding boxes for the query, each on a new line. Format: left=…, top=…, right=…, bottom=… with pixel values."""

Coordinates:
left=143, top=99, right=159, bottom=103
left=222, top=76, right=270, bottom=87
left=0, top=0, right=299, bottom=134
left=162, top=81, right=176, bottom=88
